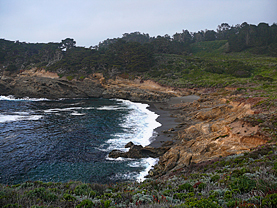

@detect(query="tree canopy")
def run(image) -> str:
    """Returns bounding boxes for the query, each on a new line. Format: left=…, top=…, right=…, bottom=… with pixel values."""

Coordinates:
left=0, top=22, right=276, bottom=77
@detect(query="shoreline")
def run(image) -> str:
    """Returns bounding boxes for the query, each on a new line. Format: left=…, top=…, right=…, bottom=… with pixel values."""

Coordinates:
left=148, top=95, right=200, bottom=148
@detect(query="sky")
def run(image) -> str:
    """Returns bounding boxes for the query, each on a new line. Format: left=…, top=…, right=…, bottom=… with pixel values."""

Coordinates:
left=0, top=0, right=276, bottom=47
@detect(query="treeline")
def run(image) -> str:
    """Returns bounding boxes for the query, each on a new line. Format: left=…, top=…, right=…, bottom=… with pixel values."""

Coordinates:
left=98, top=22, right=277, bottom=55
left=0, top=22, right=276, bottom=77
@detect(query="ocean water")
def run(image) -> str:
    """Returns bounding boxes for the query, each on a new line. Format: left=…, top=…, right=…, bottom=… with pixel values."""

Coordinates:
left=0, top=96, right=160, bottom=184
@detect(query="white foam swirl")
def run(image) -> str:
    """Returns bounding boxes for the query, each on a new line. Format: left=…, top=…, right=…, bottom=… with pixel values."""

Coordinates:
left=0, top=114, right=43, bottom=123
left=0, top=95, right=49, bottom=101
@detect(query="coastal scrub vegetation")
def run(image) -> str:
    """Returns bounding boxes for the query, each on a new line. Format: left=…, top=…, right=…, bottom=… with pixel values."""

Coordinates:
left=1, top=145, right=277, bottom=207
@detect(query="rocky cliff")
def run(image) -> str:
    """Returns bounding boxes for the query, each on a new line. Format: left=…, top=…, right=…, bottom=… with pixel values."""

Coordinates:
left=0, top=68, right=184, bottom=102
left=151, top=91, right=273, bottom=178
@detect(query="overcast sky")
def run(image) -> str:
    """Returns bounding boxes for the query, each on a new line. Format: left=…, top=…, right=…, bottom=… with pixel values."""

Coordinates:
left=0, top=0, right=276, bottom=47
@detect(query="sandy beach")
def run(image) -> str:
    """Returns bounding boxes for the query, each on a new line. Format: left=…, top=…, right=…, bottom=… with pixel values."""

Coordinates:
left=148, top=95, right=200, bottom=147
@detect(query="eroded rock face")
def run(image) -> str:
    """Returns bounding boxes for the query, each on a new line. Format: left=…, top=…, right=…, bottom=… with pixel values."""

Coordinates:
left=0, top=71, right=184, bottom=102
left=152, top=96, right=269, bottom=177
left=95, top=75, right=188, bottom=102
left=4, top=76, right=104, bottom=99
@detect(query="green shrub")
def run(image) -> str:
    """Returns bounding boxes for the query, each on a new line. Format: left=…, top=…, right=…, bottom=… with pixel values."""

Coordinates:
left=224, top=190, right=232, bottom=199
left=163, top=189, right=172, bottom=196
left=63, top=193, right=76, bottom=201
left=90, top=190, right=96, bottom=197
left=178, top=183, right=194, bottom=192
left=210, top=175, right=220, bottom=182
left=74, top=184, right=92, bottom=196
left=262, top=193, right=277, bottom=207
left=27, top=187, right=57, bottom=202
left=104, top=200, right=111, bottom=208
left=79, top=76, right=85, bottom=81
left=274, top=162, right=277, bottom=170
left=66, top=75, right=74, bottom=81
left=198, top=183, right=207, bottom=191
left=76, top=199, right=94, bottom=208
left=229, top=175, right=256, bottom=193
left=176, top=197, right=221, bottom=208
left=231, top=168, right=249, bottom=178
left=173, top=193, right=188, bottom=200
left=3, top=204, right=22, bottom=208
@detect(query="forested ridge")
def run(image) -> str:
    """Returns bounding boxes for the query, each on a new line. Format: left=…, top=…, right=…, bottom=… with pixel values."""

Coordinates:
left=0, top=22, right=277, bottom=85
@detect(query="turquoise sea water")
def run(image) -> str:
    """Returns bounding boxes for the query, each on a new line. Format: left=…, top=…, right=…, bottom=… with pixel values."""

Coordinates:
left=0, top=96, right=160, bottom=184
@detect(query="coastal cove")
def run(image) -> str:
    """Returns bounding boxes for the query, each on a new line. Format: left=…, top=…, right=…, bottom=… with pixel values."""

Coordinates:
left=1, top=21, right=277, bottom=206
left=0, top=92, right=200, bottom=185
left=0, top=96, right=165, bottom=184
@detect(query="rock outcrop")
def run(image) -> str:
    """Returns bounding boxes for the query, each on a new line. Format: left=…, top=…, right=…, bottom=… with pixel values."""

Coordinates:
left=108, top=142, right=171, bottom=159
left=1, top=76, right=104, bottom=99
left=0, top=69, right=185, bottom=102
left=152, top=95, right=270, bottom=177
left=97, top=76, right=187, bottom=102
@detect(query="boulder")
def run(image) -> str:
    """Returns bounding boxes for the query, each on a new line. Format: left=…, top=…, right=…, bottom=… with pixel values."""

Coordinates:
left=108, top=143, right=171, bottom=159
left=125, top=142, right=135, bottom=148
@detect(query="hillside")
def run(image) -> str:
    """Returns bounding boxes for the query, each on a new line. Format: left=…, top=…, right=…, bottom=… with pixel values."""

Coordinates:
left=1, top=22, right=277, bottom=207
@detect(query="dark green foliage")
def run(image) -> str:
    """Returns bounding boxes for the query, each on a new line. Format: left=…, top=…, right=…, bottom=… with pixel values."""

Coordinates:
left=231, top=168, right=250, bottom=178
left=74, top=184, right=93, bottom=196
left=228, top=22, right=277, bottom=55
left=27, top=187, right=58, bottom=202
left=229, top=175, right=256, bottom=193
left=76, top=199, right=94, bottom=208
left=210, top=175, right=220, bottom=182
left=204, top=60, right=253, bottom=78
left=104, top=200, right=111, bottom=208
left=173, top=192, right=191, bottom=200
left=6, top=64, right=17, bottom=72
left=63, top=193, right=76, bottom=201
left=197, top=182, right=206, bottom=191
left=262, top=193, right=277, bottom=207
left=178, top=183, right=194, bottom=192
left=176, top=198, right=222, bottom=208
left=66, top=75, right=74, bottom=81
left=3, top=204, right=22, bottom=208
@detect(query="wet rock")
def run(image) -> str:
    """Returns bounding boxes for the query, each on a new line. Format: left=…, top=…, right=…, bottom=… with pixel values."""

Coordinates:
left=161, top=141, right=174, bottom=147
left=108, top=150, right=126, bottom=158
left=125, top=142, right=134, bottom=148
left=108, top=143, right=170, bottom=159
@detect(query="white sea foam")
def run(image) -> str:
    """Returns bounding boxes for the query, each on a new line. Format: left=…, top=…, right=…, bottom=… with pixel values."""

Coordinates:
left=44, top=107, right=94, bottom=113
left=70, top=111, right=85, bottom=116
left=0, top=114, right=43, bottom=123
left=0, top=95, right=49, bottom=101
left=105, top=99, right=161, bottom=151
left=97, top=106, right=127, bottom=110
left=109, top=158, right=158, bottom=182
left=103, top=99, right=161, bottom=182
left=106, top=156, right=135, bottom=161
left=136, top=158, right=159, bottom=182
